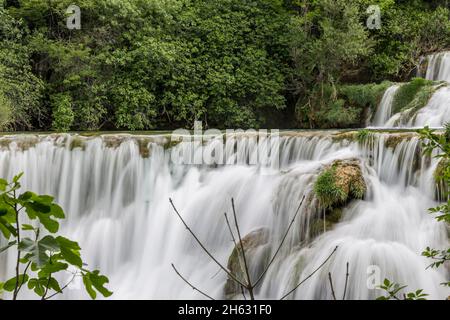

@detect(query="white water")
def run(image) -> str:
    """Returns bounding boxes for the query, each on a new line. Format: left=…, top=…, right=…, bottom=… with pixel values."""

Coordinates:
left=371, top=85, right=399, bottom=126
left=383, top=86, right=450, bottom=128
left=373, top=50, right=450, bottom=128
left=0, top=133, right=448, bottom=300
left=423, top=51, right=450, bottom=82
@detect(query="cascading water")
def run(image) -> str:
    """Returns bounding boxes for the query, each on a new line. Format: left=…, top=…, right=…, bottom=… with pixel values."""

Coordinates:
left=422, top=51, right=450, bottom=82
left=373, top=51, right=450, bottom=128
left=1, top=53, right=449, bottom=301
left=371, top=85, right=400, bottom=126
left=383, top=86, right=450, bottom=128
left=0, top=132, right=448, bottom=300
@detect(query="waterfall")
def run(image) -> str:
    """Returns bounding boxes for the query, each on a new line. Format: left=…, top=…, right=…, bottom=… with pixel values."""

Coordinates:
left=371, top=51, right=450, bottom=128
left=423, top=51, right=450, bottom=82
left=382, top=86, right=450, bottom=128
left=371, top=85, right=399, bottom=126
left=0, top=132, right=448, bottom=299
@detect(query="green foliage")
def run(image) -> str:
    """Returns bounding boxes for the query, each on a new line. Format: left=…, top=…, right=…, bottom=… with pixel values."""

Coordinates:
left=391, top=78, right=435, bottom=114
left=356, top=129, right=373, bottom=144
left=339, top=82, right=393, bottom=110
left=314, top=168, right=347, bottom=209
left=368, top=2, right=450, bottom=80
left=0, top=7, right=44, bottom=130
left=377, top=279, right=428, bottom=300
left=51, top=93, right=74, bottom=132
left=1, top=1, right=449, bottom=130
left=0, top=91, right=12, bottom=130
left=2, top=0, right=291, bottom=131
left=0, top=173, right=112, bottom=300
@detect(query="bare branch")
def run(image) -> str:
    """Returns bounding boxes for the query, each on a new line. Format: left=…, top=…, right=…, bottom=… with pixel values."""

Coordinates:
left=240, top=285, right=247, bottom=300
left=254, top=195, right=306, bottom=287
left=172, top=264, right=215, bottom=300
left=224, top=212, right=238, bottom=248
left=342, top=262, right=349, bottom=300
left=225, top=212, right=247, bottom=301
left=231, top=198, right=254, bottom=300
left=45, top=272, right=78, bottom=300
left=169, top=198, right=247, bottom=287
left=328, top=272, right=337, bottom=300
left=280, top=245, right=338, bottom=300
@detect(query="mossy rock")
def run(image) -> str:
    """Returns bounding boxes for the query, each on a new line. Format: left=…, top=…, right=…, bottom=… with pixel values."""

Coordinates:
left=434, top=158, right=449, bottom=200
left=68, top=136, right=86, bottom=150
left=331, top=131, right=358, bottom=143
left=383, top=133, right=415, bottom=149
left=314, top=159, right=366, bottom=209
left=224, top=228, right=270, bottom=299
left=309, top=208, right=343, bottom=238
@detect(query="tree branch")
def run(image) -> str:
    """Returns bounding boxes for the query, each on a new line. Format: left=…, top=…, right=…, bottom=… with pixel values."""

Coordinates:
left=254, top=195, right=306, bottom=287
left=169, top=198, right=247, bottom=287
left=328, top=272, right=336, bottom=300
left=280, top=246, right=338, bottom=300
left=172, top=264, right=215, bottom=300
left=224, top=212, right=247, bottom=301
left=231, top=198, right=254, bottom=300
left=45, top=272, right=78, bottom=300
left=342, top=262, right=349, bottom=300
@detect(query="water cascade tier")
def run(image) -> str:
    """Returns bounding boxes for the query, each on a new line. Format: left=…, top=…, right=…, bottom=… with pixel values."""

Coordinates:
left=371, top=51, right=450, bottom=128
left=0, top=131, right=448, bottom=299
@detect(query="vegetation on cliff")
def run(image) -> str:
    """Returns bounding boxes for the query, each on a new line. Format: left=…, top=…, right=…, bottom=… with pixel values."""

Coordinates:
left=0, top=0, right=449, bottom=131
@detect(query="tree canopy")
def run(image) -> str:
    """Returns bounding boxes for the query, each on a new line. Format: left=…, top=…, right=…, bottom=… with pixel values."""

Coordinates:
left=0, top=0, right=449, bottom=131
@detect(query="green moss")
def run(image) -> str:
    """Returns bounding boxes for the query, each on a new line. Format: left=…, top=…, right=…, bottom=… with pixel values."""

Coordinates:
left=391, top=78, right=435, bottom=114
left=356, top=129, right=373, bottom=144
left=314, top=168, right=347, bottom=208
left=383, top=133, right=415, bottom=149
left=69, top=137, right=86, bottom=150
left=314, top=160, right=366, bottom=209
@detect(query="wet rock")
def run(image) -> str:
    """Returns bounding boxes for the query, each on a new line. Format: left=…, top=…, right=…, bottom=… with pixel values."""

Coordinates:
left=314, top=159, right=366, bottom=210
left=224, top=228, right=270, bottom=299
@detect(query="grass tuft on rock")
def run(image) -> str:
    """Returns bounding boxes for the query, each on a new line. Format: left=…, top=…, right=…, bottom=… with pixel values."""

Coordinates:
left=314, top=160, right=366, bottom=209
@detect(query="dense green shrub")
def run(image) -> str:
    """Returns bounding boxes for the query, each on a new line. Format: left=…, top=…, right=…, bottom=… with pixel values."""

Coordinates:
left=0, top=7, right=44, bottom=130
left=51, top=93, right=74, bottom=132
left=0, top=92, right=12, bottom=130
left=339, top=82, right=393, bottom=110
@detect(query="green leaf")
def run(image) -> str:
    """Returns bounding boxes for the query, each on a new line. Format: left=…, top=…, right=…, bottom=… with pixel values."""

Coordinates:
left=3, top=274, right=29, bottom=291
left=0, top=217, right=17, bottom=239
left=89, top=270, right=113, bottom=298
left=18, top=236, right=60, bottom=267
left=56, top=236, right=81, bottom=251
left=82, top=271, right=112, bottom=299
left=82, top=273, right=97, bottom=299
left=0, top=178, right=8, bottom=191
left=21, top=224, right=36, bottom=231
left=0, top=240, right=17, bottom=253
left=60, top=245, right=82, bottom=268
left=13, top=172, right=24, bottom=184
left=18, top=192, right=33, bottom=201
left=38, top=261, right=69, bottom=277
left=27, top=278, right=45, bottom=296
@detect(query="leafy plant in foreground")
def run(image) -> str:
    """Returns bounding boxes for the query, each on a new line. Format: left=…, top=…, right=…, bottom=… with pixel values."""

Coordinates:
left=0, top=173, right=112, bottom=300
left=377, top=279, right=428, bottom=300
